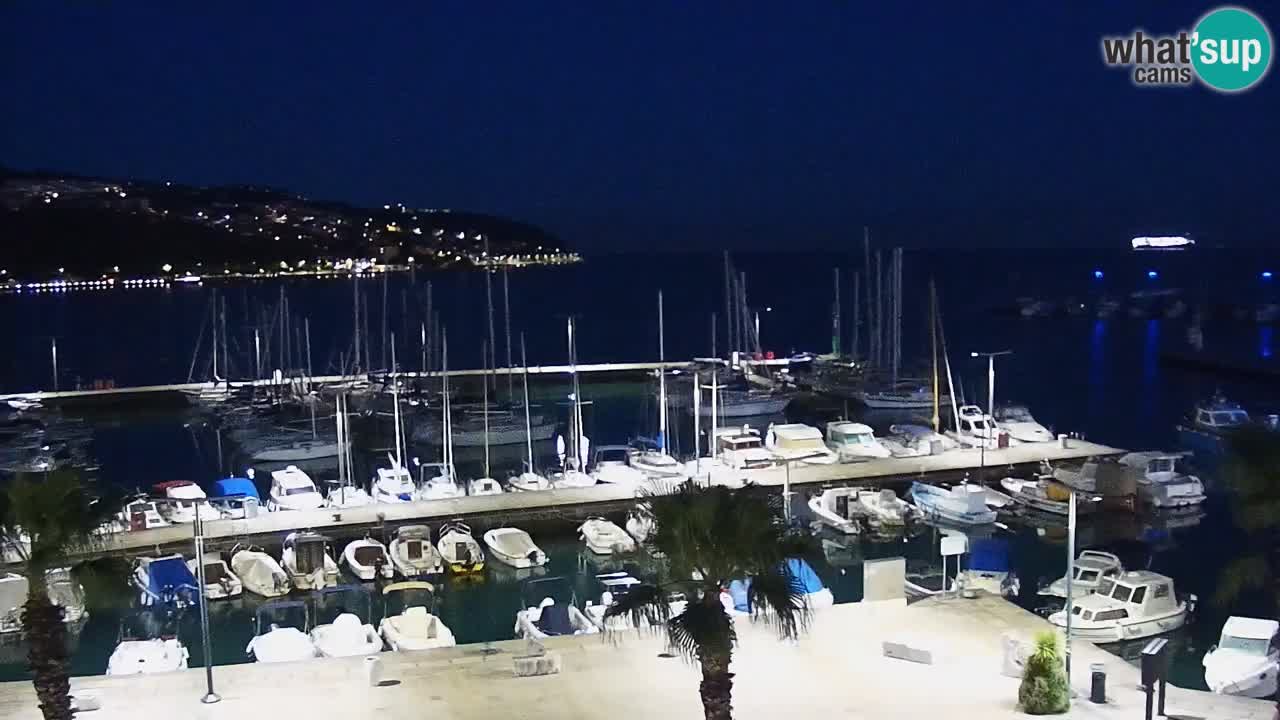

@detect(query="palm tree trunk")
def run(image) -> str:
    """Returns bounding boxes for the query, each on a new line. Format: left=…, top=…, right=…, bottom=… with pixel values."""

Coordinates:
left=697, top=647, right=734, bottom=720
left=23, top=568, right=73, bottom=720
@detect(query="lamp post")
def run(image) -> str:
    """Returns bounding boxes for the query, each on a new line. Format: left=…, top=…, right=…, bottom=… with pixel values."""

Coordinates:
left=969, top=350, right=1012, bottom=477
left=193, top=510, right=219, bottom=704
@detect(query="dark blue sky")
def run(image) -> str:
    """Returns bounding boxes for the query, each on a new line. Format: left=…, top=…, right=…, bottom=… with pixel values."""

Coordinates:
left=3, top=3, right=1277, bottom=248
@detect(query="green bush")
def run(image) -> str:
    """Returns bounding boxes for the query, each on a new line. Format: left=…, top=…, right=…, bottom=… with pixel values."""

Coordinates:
left=1018, top=632, right=1070, bottom=715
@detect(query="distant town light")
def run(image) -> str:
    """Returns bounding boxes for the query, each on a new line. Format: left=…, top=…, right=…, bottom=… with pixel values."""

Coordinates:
left=1147, top=270, right=1158, bottom=279
left=1264, top=271, right=1274, bottom=279
left=162, top=264, right=173, bottom=273
left=1093, top=270, right=1104, bottom=279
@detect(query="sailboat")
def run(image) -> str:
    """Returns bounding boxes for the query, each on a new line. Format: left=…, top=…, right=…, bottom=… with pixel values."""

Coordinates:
left=373, top=338, right=416, bottom=504
left=508, top=334, right=552, bottom=491
left=326, top=393, right=372, bottom=508
left=630, top=291, right=683, bottom=480
left=551, top=317, right=595, bottom=489
left=467, top=340, right=503, bottom=495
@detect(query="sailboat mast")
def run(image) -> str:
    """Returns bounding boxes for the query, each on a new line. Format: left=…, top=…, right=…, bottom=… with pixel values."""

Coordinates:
left=709, top=371, right=719, bottom=459
left=484, top=236, right=496, bottom=393
left=852, top=271, right=861, bottom=361
left=723, top=252, right=733, bottom=357
left=391, top=333, right=403, bottom=469
left=210, top=294, right=219, bottom=381
left=692, top=371, right=701, bottom=472
left=503, top=268, right=513, bottom=401
left=566, top=317, right=576, bottom=467
left=832, top=268, right=841, bottom=356
left=658, top=290, right=667, bottom=452
left=482, top=340, right=490, bottom=479
left=442, top=328, right=452, bottom=472
left=930, top=281, right=941, bottom=433
left=521, top=334, right=533, bottom=473
left=937, top=296, right=961, bottom=432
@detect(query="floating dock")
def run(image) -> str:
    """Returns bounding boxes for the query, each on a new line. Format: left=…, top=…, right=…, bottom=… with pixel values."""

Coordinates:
left=0, top=594, right=1266, bottom=720
left=17, top=438, right=1123, bottom=566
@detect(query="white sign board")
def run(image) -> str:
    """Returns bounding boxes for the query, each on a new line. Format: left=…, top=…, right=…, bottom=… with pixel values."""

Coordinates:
left=940, top=534, right=967, bottom=557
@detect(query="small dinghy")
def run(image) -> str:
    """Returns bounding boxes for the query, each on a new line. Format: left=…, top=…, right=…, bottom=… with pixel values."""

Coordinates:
left=855, top=488, right=918, bottom=527
left=483, top=527, right=547, bottom=568
left=106, top=612, right=189, bottom=676
left=437, top=521, right=485, bottom=575
left=131, top=555, right=200, bottom=609
left=187, top=554, right=243, bottom=600
left=808, top=487, right=863, bottom=535
left=389, top=525, right=443, bottom=578
left=514, top=576, right=599, bottom=639
left=341, top=536, right=394, bottom=581
left=578, top=517, right=636, bottom=555
left=246, top=600, right=317, bottom=663
left=379, top=581, right=456, bottom=652
left=281, top=532, right=340, bottom=590
left=310, top=585, right=383, bottom=657
left=231, top=545, right=291, bottom=598
left=1203, top=617, right=1280, bottom=697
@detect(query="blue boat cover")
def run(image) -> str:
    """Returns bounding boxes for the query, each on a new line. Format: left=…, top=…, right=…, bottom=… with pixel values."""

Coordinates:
left=147, top=557, right=198, bottom=600
left=214, top=477, right=260, bottom=500
left=968, top=538, right=1011, bottom=573
left=786, top=558, right=826, bottom=595
left=536, top=604, right=574, bottom=636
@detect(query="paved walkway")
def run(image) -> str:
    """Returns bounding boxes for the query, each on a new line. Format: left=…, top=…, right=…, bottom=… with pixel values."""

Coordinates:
left=1, top=594, right=1266, bottom=720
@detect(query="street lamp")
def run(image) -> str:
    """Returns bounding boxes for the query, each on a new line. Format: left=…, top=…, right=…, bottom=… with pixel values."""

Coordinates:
left=969, top=350, right=1012, bottom=475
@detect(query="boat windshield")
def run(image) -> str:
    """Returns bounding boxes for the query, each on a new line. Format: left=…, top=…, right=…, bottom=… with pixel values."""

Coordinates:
left=1210, top=410, right=1250, bottom=426
left=1109, top=584, right=1134, bottom=602
left=834, top=430, right=874, bottom=446
left=969, top=419, right=990, bottom=431
left=285, top=486, right=316, bottom=496
left=723, top=437, right=762, bottom=450
left=1096, top=579, right=1116, bottom=596
left=1220, top=635, right=1269, bottom=654
left=1147, top=457, right=1176, bottom=474
left=1075, top=568, right=1099, bottom=582
left=998, top=407, right=1033, bottom=422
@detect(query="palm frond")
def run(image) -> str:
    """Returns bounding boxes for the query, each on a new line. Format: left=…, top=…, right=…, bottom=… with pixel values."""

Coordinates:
left=666, top=596, right=734, bottom=661
left=603, top=582, right=674, bottom=631
left=744, top=565, right=809, bottom=642
left=1, top=471, right=125, bottom=571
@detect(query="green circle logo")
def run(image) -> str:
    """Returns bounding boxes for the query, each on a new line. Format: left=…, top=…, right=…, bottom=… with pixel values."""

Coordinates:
left=1192, top=7, right=1272, bottom=92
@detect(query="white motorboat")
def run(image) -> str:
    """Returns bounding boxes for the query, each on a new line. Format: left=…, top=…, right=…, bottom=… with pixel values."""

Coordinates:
left=483, top=527, right=547, bottom=569
left=153, top=481, right=220, bottom=523
left=379, top=581, right=456, bottom=652
left=437, top=521, right=485, bottom=575
left=946, top=405, right=1009, bottom=449
left=117, top=497, right=169, bottom=531
left=324, top=481, right=374, bottom=509
left=1118, top=452, right=1206, bottom=509
left=624, top=509, right=654, bottom=544
left=1000, top=477, right=1098, bottom=516
left=1049, top=571, right=1193, bottom=643
left=909, top=482, right=997, bottom=526
left=955, top=537, right=1019, bottom=598
left=1203, top=617, right=1280, bottom=698
left=372, top=462, right=417, bottom=504
left=1038, top=550, right=1124, bottom=599
left=1177, top=396, right=1254, bottom=456
left=467, top=477, right=504, bottom=496
left=855, top=488, right=917, bottom=527
left=766, top=424, right=838, bottom=464
left=388, top=525, right=443, bottom=578
left=268, top=466, right=325, bottom=511
left=584, top=571, right=647, bottom=632
left=825, top=421, right=891, bottom=461
left=131, top=555, right=200, bottom=609
left=310, top=586, right=383, bottom=657
left=1, top=569, right=87, bottom=635
left=549, top=469, right=597, bottom=489
left=994, top=405, right=1054, bottom=443
left=807, top=487, right=863, bottom=535
left=341, top=537, right=394, bottom=581
left=252, top=439, right=339, bottom=462
left=578, top=517, right=637, bottom=555
left=508, top=468, right=553, bottom=491
left=591, top=445, right=648, bottom=486
left=187, top=555, right=242, bottom=600
left=514, top=576, right=599, bottom=639
left=414, top=461, right=464, bottom=500
left=246, top=601, right=317, bottom=663
left=983, top=486, right=1016, bottom=509
left=880, top=424, right=958, bottom=458
left=627, top=446, right=685, bottom=479
left=713, top=426, right=781, bottom=470
left=230, top=545, right=291, bottom=598
left=106, top=614, right=189, bottom=676
left=281, top=532, right=340, bottom=590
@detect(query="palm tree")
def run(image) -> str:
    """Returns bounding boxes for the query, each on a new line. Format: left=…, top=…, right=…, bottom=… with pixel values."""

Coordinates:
left=0, top=471, right=122, bottom=720
left=604, top=481, right=812, bottom=720
left=1214, top=426, right=1280, bottom=714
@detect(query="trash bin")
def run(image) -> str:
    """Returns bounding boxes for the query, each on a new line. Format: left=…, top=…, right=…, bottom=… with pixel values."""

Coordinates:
left=1090, top=662, right=1106, bottom=703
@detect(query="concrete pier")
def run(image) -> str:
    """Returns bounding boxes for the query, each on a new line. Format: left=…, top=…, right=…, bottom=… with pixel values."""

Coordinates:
left=0, top=594, right=1265, bottom=720
left=9, top=438, right=1122, bottom=565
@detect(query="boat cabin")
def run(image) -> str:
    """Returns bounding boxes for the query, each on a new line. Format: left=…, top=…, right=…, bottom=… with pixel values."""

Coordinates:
left=1117, top=452, right=1187, bottom=482
left=994, top=405, right=1035, bottom=423
left=956, top=406, right=1005, bottom=445
left=394, top=526, right=432, bottom=562
left=373, top=466, right=415, bottom=500
left=291, top=534, right=333, bottom=575
left=271, top=467, right=323, bottom=505
left=714, top=427, right=777, bottom=469
left=592, top=445, right=631, bottom=467
left=767, top=424, right=830, bottom=458
left=1216, top=617, right=1280, bottom=656
left=825, top=422, right=889, bottom=456
left=122, top=498, right=168, bottom=531
left=1071, top=571, right=1180, bottom=622
left=1195, top=404, right=1250, bottom=431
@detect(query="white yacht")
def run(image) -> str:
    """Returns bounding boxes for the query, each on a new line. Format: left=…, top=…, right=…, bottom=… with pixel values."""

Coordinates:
left=186, top=554, right=242, bottom=600
left=388, top=525, right=443, bottom=578
left=1, top=570, right=87, bottom=635
left=508, top=467, right=553, bottom=491
left=578, top=517, right=636, bottom=555
left=993, top=405, right=1054, bottom=443
left=341, top=537, right=394, bottom=581
left=437, top=521, right=485, bottom=575
left=1038, top=550, right=1124, bottom=599
left=1049, top=571, right=1193, bottom=643
left=324, top=480, right=374, bottom=509
left=153, top=481, right=220, bottom=523
left=807, top=487, right=863, bottom=535
left=766, top=423, right=838, bottom=464
left=856, top=386, right=935, bottom=410
left=908, top=482, right=997, bottom=526
left=713, top=426, right=780, bottom=470
left=246, top=601, right=317, bottom=663
left=880, top=424, right=959, bottom=458
left=372, top=462, right=417, bottom=504
left=281, top=532, right=340, bottom=590
left=379, top=581, right=456, bottom=652
left=549, top=468, right=597, bottom=489
left=230, top=545, right=291, bottom=598
left=1203, top=617, right=1280, bottom=698
left=855, top=488, right=917, bottom=527
left=268, top=466, right=325, bottom=512
left=116, top=497, right=169, bottom=531
left=483, top=527, right=547, bottom=568
left=947, top=405, right=1006, bottom=449
left=825, top=421, right=891, bottom=461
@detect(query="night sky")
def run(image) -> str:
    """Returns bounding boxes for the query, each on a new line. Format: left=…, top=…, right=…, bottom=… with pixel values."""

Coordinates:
left=3, top=3, right=1277, bottom=249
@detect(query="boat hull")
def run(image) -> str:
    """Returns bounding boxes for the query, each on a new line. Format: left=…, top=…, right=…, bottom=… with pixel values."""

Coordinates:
left=1050, top=608, right=1188, bottom=643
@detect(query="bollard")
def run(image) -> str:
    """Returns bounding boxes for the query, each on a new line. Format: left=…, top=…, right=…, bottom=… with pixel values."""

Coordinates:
left=364, top=655, right=384, bottom=687
left=1089, top=662, right=1106, bottom=703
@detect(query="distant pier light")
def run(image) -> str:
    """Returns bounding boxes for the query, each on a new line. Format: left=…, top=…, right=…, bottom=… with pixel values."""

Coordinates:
left=1263, top=271, right=1274, bottom=280
left=1131, top=235, right=1193, bottom=251
left=1093, top=269, right=1104, bottom=279
left=1147, top=270, right=1158, bottom=279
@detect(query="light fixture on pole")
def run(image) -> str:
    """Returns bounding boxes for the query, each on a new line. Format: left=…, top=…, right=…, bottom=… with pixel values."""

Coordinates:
left=970, top=350, right=1012, bottom=476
